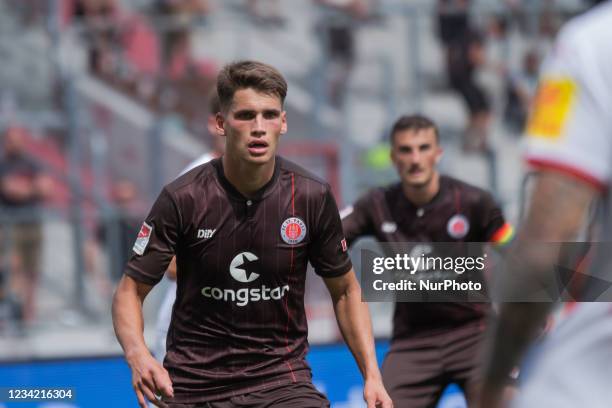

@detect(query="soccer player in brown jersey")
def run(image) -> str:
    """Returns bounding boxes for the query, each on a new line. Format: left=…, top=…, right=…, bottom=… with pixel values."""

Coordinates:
left=341, top=115, right=513, bottom=408
left=112, top=60, right=392, bottom=408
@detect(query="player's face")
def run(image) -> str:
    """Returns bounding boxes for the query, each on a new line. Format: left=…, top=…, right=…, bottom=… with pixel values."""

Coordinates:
left=216, top=88, right=287, bottom=165
left=391, top=128, right=442, bottom=188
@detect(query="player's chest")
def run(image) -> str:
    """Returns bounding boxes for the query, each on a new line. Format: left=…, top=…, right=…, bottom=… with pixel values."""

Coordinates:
left=373, top=205, right=477, bottom=242
left=179, top=199, right=312, bottom=272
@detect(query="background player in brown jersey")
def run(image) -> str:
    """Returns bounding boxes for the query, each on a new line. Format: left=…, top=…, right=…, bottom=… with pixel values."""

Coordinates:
left=342, top=114, right=513, bottom=407
left=112, top=60, right=392, bottom=408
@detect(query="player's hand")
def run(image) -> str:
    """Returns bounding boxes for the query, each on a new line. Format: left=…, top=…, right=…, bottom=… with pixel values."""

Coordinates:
left=363, top=377, right=393, bottom=408
left=127, top=350, right=174, bottom=408
left=478, top=385, right=506, bottom=408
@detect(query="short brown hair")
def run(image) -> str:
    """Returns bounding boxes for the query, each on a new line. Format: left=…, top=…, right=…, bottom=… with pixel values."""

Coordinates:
left=208, top=87, right=220, bottom=115
left=217, top=61, right=288, bottom=112
left=390, top=114, right=439, bottom=144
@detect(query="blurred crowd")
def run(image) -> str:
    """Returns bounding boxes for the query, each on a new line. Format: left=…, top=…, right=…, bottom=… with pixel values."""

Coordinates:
left=0, top=123, right=151, bottom=332
left=64, top=0, right=566, bottom=147
left=437, top=0, right=561, bottom=151
left=0, top=126, right=51, bottom=330
left=65, top=0, right=382, bottom=133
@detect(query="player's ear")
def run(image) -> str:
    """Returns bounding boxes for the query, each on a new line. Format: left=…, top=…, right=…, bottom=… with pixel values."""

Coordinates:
left=389, top=143, right=397, bottom=164
left=215, top=113, right=226, bottom=136
left=435, top=146, right=443, bottom=164
left=280, top=111, right=287, bottom=135
left=207, top=114, right=219, bottom=136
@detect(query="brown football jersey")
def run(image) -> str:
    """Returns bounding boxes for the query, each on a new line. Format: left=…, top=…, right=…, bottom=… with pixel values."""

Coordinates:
left=125, top=156, right=351, bottom=403
left=342, top=176, right=507, bottom=340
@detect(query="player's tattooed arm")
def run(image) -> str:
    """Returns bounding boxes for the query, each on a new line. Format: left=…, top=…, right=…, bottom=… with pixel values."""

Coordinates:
left=324, top=270, right=393, bottom=408
left=112, top=276, right=174, bottom=407
left=480, top=170, right=598, bottom=407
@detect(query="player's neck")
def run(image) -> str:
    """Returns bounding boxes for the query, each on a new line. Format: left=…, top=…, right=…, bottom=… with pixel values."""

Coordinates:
left=402, top=172, right=440, bottom=207
left=222, top=155, right=276, bottom=198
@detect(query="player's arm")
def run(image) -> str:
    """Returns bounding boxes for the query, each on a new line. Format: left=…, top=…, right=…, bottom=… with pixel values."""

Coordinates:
left=478, top=189, right=514, bottom=253
left=112, top=276, right=173, bottom=407
left=311, top=186, right=391, bottom=407
left=482, top=20, right=611, bottom=406
left=480, top=170, right=598, bottom=408
left=341, top=193, right=375, bottom=248
left=165, top=257, right=177, bottom=281
left=112, top=188, right=180, bottom=408
left=324, top=270, right=393, bottom=408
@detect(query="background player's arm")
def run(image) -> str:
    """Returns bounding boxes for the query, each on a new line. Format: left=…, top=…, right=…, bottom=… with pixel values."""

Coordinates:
left=480, top=191, right=514, bottom=251
left=341, top=193, right=375, bottom=247
left=324, top=270, right=393, bottom=408
left=112, top=275, right=174, bottom=408
left=481, top=170, right=598, bottom=407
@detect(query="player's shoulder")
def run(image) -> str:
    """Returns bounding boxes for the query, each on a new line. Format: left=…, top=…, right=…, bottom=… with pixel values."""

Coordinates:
left=339, top=184, right=400, bottom=221
left=180, top=153, right=215, bottom=176
left=358, top=183, right=402, bottom=205
left=163, top=158, right=218, bottom=198
left=444, top=175, right=495, bottom=203
left=555, top=2, right=612, bottom=62
left=278, top=156, right=332, bottom=194
left=562, top=2, right=612, bottom=39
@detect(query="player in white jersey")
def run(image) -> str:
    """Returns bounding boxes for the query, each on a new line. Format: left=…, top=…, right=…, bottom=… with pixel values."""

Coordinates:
left=480, top=1, right=612, bottom=407
left=152, top=89, right=224, bottom=364
left=151, top=154, right=214, bottom=362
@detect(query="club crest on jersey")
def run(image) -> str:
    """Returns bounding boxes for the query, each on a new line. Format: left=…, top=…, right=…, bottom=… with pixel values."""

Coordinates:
left=447, top=214, right=470, bottom=239
left=133, top=222, right=153, bottom=255
left=281, top=217, right=307, bottom=245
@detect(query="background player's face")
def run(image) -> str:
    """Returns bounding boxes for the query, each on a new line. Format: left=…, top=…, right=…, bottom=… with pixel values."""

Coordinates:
left=216, top=88, right=287, bottom=165
left=391, top=128, right=442, bottom=188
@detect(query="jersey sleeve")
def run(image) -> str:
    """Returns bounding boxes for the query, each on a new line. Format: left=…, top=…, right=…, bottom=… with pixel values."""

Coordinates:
left=524, top=27, right=612, bottom=190
left=478, top=192, right=512, bottom=245
left=340, top=192, right=375, bottom=246
left=125, top=188, right=181, bottom=285
left=309, top=185, right=353, bottom=278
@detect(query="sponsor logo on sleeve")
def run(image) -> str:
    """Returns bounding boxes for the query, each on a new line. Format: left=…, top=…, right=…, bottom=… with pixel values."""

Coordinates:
left=526, top=77, right=576, bottom=140
left=133, top=222, right=153, bottom=255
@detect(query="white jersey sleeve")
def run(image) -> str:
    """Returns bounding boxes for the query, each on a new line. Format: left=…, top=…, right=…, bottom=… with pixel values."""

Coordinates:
left=153, top=152, right=214, bottom=365
left=179, top=153, right=214, bottom=176
left=524, top=2, right=612, bottom=190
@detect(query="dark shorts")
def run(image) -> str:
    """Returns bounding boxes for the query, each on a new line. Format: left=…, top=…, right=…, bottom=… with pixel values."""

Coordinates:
left=167, top=382, right=329, bottom=408
left=382, top=321, right=486, bottom=408
left=451, top=78, right=490, bottom=115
